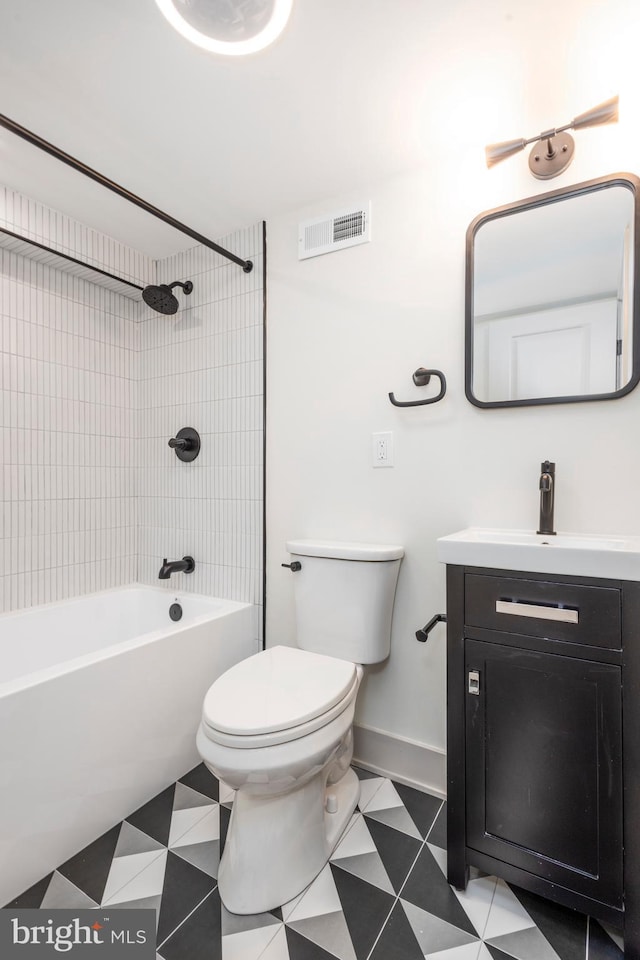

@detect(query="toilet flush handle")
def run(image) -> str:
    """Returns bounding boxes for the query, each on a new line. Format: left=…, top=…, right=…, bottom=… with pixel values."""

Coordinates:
left=416, top=613, right=447, bottom=642
left=282, top=562, right=302, bottom=572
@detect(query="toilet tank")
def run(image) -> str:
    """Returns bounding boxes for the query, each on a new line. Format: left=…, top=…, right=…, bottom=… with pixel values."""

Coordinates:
left=285, top=540, right=404, bottom=664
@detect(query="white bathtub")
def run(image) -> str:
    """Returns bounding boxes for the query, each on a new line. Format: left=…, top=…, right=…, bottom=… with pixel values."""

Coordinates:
left=0, top=584, right=257, bottom=906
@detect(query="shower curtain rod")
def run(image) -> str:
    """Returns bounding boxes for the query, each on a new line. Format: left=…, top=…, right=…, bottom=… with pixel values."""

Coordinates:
left=0, top=113, right=253, bottom=274
left=0, top=225, right=145, bottom=299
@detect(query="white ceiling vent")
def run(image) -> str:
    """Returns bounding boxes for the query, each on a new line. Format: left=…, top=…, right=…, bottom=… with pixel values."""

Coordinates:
left=298, top=203, right=371, bottom=260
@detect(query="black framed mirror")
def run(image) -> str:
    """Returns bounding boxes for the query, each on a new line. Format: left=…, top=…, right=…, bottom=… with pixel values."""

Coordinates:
left=465, top=174, right=640, bottom=407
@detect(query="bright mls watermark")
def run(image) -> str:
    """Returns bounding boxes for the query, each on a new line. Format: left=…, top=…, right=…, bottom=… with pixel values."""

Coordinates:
left=0, top=910, right=155, bottom=958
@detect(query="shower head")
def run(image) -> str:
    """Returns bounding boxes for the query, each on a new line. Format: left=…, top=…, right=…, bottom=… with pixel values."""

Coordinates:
left=142, top=279, right=194, bottom=315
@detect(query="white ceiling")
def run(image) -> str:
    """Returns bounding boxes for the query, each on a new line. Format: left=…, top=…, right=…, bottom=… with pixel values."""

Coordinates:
left=0, top=0, right=468, bottom=258
left=0, top=0, right=624, bottom=259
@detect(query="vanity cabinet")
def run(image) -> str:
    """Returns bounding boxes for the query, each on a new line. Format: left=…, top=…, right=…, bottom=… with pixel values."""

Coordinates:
left=446, top=564, right=640, bottom=955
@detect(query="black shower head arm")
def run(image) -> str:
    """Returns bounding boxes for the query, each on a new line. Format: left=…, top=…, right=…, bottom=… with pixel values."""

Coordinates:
left=167, top=280, right=194, bottom=295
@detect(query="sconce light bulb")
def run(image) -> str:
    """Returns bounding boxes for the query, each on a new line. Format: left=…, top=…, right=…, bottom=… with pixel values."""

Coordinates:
left=571, top=95, right=619, bottom=131
left=485, top=138, right=527, bottom=168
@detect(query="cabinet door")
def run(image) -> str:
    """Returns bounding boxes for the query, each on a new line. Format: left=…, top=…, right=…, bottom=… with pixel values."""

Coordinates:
left=465, top=639, right=623, bottom=907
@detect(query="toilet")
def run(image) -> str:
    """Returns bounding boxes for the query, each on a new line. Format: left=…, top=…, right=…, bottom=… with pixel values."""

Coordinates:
left=196, top=538, right=404, bottom=914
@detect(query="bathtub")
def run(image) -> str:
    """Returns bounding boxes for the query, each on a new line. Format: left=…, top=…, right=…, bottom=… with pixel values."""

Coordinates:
left=0, top=584, right=257, bottom=906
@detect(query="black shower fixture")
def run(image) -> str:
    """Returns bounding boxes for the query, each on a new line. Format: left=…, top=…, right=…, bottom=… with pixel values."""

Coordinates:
left=142, top=279, right=194, bottom=315
left=168, top=427, right=201, bottom=462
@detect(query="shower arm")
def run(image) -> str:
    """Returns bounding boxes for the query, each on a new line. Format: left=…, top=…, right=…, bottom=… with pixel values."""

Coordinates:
left=0, top=112, right=253, bottom=274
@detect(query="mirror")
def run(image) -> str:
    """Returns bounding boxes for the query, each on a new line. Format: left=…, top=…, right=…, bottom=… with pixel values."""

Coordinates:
left=466, top=174, right=640, bottom=407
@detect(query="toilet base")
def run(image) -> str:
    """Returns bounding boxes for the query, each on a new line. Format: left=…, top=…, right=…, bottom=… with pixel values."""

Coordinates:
left=218, top=766, right=360, bottom=914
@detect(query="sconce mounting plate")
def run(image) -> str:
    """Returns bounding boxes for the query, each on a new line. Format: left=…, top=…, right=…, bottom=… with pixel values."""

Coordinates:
left=528, top=133, right=575, bottom=180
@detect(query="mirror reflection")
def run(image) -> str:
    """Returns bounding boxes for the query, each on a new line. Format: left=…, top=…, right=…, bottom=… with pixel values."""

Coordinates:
left=466, top=175, right=640, bottom=407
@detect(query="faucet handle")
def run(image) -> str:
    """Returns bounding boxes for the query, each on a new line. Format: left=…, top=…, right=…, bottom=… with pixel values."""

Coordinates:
left=169, top=427, right=201, bottom=462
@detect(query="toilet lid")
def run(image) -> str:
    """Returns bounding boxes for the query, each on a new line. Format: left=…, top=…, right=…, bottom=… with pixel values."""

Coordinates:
left=202, top=645, right=357, bottom=736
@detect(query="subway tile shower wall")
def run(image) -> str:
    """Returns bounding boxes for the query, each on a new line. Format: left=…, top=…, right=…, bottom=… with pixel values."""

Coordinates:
left=0, top=188, right=153, bottom=288
left=0, top=187, right=148, bottom=612
left=0, top=186, right=264, bottom=630
left=137, top=225, right=264, bottom=636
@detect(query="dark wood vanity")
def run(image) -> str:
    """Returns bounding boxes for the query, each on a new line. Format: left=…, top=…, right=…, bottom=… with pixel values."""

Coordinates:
left=445, top=563, right=640, bottom=956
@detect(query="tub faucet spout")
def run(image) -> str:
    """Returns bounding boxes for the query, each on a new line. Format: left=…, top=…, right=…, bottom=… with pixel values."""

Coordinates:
left=537, top=461, right=556, bottom=536
left=158, top=556, right=195, bottom=579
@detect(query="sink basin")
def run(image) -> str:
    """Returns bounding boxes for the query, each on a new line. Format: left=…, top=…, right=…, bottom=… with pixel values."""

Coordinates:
left=437, top=527, right=640, bottom=580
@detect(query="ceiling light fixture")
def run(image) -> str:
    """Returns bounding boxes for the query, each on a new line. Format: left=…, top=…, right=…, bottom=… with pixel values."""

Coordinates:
left=154, top=0, right=293, bottom=56
left=485, top=96, right=619, bottom=180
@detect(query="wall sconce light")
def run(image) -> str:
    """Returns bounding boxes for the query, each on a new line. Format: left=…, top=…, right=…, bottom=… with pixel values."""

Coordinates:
left=485, top=96, right=619, bottom=180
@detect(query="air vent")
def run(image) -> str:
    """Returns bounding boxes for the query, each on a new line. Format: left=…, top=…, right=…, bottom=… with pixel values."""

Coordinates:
left=298, top=202, right=371, bottom=260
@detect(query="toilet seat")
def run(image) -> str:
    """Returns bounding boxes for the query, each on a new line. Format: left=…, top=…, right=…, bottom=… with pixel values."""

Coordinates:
left=201, top=646, right=359, bottom=749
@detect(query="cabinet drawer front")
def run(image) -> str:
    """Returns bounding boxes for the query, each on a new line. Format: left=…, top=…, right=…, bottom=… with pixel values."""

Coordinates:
left=465, top=574, right=621, bottom=647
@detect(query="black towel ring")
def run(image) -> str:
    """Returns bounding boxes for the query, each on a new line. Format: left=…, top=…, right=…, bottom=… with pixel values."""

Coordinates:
left=389, top=367, right=446, bottom=407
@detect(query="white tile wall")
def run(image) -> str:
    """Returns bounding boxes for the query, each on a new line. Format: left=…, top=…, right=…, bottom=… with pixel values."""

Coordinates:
left=137, top=224, right=264, bottom=636
left=0, top=188, right=151, bottom=612
left=0, top=185, right=154, bottom=288
left=0, top=186, right=264, bottom=627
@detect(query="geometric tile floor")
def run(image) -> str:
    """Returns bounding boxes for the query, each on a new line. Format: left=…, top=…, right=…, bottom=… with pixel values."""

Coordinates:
left=5, top=765, right=624, bottom=960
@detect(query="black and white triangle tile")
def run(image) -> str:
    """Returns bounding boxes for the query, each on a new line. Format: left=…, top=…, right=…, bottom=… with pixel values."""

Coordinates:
left=5, top=765, right=624, bottom=960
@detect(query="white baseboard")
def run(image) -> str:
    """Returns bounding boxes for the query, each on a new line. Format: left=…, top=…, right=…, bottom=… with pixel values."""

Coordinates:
left=352, top=723, right=446, bottom=799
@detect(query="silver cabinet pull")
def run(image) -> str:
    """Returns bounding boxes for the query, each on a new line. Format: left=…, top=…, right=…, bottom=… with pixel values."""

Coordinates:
left=496, top=599, right=579, bottom=623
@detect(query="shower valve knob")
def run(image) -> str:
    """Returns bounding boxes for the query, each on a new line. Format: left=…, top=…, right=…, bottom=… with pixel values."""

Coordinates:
left=168, top=427, right=201, bottom=462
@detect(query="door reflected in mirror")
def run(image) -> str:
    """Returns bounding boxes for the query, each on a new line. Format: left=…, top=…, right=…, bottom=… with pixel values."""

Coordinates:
left=466, top=175, right=640, bottom=407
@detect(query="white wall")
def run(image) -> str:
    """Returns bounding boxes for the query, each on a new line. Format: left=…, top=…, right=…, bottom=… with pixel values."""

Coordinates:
left=266, top=0, right=640, bottom=792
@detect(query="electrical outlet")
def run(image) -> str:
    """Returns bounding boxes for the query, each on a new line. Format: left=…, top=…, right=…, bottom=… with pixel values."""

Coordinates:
left=372, top=431, right=394, bottom=467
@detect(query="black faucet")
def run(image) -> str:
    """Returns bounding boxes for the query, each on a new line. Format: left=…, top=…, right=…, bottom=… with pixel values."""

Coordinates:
left=537, top=461, right=556, bottom=536
left=158, top=556, right=195, bottom=579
